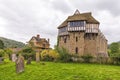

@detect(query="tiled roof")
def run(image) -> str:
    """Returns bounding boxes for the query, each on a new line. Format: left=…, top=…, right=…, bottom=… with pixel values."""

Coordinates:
left=58, top=10, right=99, bottom=29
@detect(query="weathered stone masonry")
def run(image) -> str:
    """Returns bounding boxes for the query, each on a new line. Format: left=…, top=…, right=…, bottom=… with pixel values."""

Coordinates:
left=57, top=10, right=108, bottom=57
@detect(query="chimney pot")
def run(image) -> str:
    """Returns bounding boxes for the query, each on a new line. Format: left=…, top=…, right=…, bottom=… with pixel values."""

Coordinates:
left=37, top=34, right=40, bottom=38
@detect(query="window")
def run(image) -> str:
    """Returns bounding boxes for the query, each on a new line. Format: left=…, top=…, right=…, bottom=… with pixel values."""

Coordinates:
left=43, top=44, right=45, bottom=48
left=76, top=37, right=78, bottom=42
left=75, top=47, right=78, bottom=54
left=70, top=21, right=84, bottom=27
left=64, top=38, right=67, bottom=43
left=59, top=27, right=67, bottom=33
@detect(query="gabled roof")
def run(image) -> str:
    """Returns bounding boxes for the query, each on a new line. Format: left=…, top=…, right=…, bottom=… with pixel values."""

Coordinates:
left=58, top=10, right=99, bottom=29
left=33, top=36, right=41, bottom=42
left=29, top=36, right=48, bottom=43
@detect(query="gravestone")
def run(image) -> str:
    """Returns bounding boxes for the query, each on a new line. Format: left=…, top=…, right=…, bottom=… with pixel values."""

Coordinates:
left=12, top=53, right=17, bottom=62
left=16, top=56, right=24, bottom=73
left=26, top=57, right=32, bottom=65
left=0, top=57, right=4, bottom=63
left=36, top=52, right=40, bottom=62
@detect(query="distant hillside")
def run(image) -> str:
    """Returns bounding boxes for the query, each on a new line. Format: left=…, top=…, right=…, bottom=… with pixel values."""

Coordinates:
left=0, top=37, right=25, bottom=48
left=117, top=41, right=120, bottom=43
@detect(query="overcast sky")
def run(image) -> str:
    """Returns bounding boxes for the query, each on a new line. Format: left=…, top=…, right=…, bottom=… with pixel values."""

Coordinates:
left=0, top=0, right=120, bottom=48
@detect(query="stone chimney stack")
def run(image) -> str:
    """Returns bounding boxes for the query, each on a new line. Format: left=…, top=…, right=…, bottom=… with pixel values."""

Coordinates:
left=37, top=34, right=40, bottom=38
left=48, top=38, right=50, bottom=43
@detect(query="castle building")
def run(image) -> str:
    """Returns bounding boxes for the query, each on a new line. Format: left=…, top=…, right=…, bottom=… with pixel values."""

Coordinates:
left=28, top=34, right=50, bottom=52
left=57, top=10, right=108, bottom=57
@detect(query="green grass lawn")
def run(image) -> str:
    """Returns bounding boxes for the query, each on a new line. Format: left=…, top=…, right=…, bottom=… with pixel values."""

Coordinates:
left=0, top=61, right=120, bottom=80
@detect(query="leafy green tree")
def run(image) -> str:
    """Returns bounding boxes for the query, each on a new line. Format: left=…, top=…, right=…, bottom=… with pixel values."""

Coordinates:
left=109, top=42, right=120, bottom=65
left=0, top=49, right=5, bottom=57
left=110, top=42, right=119, bottom=54
left=4, top=49, right=13, bottom=60
left=0, top=40, right=4, bottom=49
left=21, top=46, right=35, bottom=60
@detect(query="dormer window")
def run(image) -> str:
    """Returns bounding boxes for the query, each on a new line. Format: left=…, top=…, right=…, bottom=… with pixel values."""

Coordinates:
left=70, top=21, right=85, bottom=27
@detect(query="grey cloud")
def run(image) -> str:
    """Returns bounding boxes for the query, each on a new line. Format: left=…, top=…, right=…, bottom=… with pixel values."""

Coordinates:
left=95, top=0, right=120, bottom=16
left=50, top=0, right=72, bottom=13
left=0, top=0, right=120, bottom=47
left=69, top=0, right=120, bottom=16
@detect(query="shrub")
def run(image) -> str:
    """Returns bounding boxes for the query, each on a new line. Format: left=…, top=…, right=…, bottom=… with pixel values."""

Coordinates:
left=54, top=46, right=72, bottom=62
left=41, top=49, right=59, bottom=61
left=110, top=53, right=120, bottom=65
left=81, top=54, right=93, bottom=63
left=20, top=47, right=35, bottom=60
left=109, top=42, right=120, bottom=65
left=0, top=49, right=5, bottom=57
left=4, top=49, right=13, bottom=60
left=96, top=53, right=109, bottom=64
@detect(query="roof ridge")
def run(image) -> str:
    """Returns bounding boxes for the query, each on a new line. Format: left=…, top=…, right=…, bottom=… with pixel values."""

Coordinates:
left=74, top=9, right=80, bottom=15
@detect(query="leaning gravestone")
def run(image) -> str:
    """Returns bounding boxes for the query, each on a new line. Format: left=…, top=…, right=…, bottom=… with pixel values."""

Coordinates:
left=26, top=57, right=32, bottom=65
left=12, top=53, right=17, bottom=62
left=16, top=56, right=24, bottom=73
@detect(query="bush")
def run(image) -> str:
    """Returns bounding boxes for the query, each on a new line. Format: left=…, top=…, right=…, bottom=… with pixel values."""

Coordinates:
left=109, top=42, right=120, bottom=65
left=20, top=47, right=35, bottom=60
left=0, top=49, right=5, bottom=57
left=41, top=49, right=59, bottom=61
left=4, top=49, right=13, bottom=60
left=96, top=53, right=109, bottom=64
left=81, top=54, right=93, bottom=63
left=54, top=46, right=72, bottom=62
left=110, top=53, right=120, bottom=65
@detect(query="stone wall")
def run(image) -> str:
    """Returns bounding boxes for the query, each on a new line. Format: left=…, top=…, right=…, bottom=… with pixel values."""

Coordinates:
left=58, top=32, right=85, bottom=56
left=84, top=34, right=97, bottom=57
left=58, top=31, right=108, bottom=57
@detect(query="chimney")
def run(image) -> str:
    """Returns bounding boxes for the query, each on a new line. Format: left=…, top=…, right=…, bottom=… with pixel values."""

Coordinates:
left=48, top=38, right=50, bottom=43
left=37, top=34, right=40, bottom=38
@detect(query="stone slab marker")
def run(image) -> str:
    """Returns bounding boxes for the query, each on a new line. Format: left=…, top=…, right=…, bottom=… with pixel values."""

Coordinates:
left=36, top=52, right=40, bottom=62
left=26, top=57, right=32, bottom=65
left=12, top=53, right=17, bottom=62
left=16, top=56, right=24, bottom=73
left=0, top=57, right=4, bottom=63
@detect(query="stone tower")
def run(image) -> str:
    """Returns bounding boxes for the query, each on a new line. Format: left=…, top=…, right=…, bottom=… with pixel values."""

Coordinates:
left=57, top=10, right=108, bottom=57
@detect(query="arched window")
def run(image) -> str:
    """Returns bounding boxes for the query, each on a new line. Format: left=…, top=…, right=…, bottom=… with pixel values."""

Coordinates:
left=75, top=47, right=78, bottom=54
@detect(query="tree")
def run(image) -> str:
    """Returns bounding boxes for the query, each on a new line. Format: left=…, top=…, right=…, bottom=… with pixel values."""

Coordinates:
left=110, top=42, right=119, bottom=54
left=4, top=49, right=13, bottom=60
left=0, top=49, right=5, bottom=57
left=109, top=42, right=120, bottom=65
left=0, top=40, right=4, bottom=49
left=20, top=46, right=35, bottom=60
